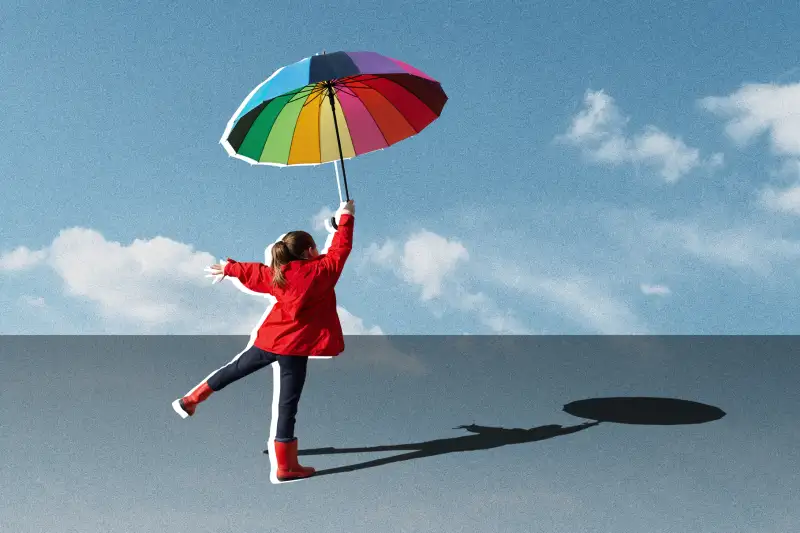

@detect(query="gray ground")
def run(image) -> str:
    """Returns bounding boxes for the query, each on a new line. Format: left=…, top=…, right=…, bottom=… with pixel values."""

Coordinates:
left=1, top=336, right=796, bottom=533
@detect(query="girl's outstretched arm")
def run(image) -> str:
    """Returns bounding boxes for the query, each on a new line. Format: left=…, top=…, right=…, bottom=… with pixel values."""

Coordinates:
left=215, top=258, right=274, bottom=294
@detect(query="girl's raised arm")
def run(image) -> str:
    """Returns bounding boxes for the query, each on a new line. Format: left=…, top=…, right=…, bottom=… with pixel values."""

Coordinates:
left=317, top=202, right=354, bottom=282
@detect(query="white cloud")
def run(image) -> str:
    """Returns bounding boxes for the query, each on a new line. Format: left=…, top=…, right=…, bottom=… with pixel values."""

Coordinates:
left=40, top=228, right=211, bottom=323
left=561, top=90, right=722, bottom=182
left=701, top=82, right=800, bottom=156
left=365, top=230, right=469, bottom=301
left=365, top=231, right=530, bottom=333
left=0, top=246, right=48, bottom=271
left=757, top=161, right=800, bottom=215
left=311, top=205, right=336, bottom=232
left=702, top=84, right=800, bottom=217
left=640, top=283, right=671, bottom=296
left=760, top=183, right=800, bottom=215
left=1, top=227, right=383, bottom=337
left=402, top=231, right=469, bottom=300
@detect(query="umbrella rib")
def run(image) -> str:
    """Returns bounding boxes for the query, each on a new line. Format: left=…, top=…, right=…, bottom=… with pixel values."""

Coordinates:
left=338, top=84, right=391, bottom=149
left=287, top=84, right=319, bottom=104
left=333, top=85, right=359, bottom=99
left=350, top=77, right=420, bottom=134
left=337, top=78, right=384, bottom=91
left=313, top=86, right=326, bottom=162
left=302, top=85, right=327, bottom=108
left=365, top=74, right=442, bottom=128
left=348, top=73, right=445, bottom=118
left=337, top=74, right=385, bottom=85
left=328, top=85, right=355, bottom=162
left=380, top=75, right=444, bottom=117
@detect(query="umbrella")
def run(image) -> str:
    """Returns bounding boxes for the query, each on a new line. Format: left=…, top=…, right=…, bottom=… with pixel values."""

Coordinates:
left=220, top=50, right=448, bottom=202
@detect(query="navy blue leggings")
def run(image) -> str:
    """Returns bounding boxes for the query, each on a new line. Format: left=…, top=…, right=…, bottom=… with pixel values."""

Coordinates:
left=206, top=345, right=309, bottom=441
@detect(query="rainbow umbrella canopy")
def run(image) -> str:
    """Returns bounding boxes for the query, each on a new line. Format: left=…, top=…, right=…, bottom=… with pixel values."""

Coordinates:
left=220, top=50, right=448, bottom=200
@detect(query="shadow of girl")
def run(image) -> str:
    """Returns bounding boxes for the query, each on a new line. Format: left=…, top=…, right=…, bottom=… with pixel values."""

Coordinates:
left=267, top=421, right=600, bottom=478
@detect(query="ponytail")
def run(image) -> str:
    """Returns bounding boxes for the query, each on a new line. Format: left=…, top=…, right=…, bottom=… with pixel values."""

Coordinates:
left=271, top=241, right=291, bottom=288
left=270, top=231, right=316, bottom=288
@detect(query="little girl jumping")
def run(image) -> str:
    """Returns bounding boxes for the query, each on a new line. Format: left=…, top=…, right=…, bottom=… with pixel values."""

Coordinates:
left=172, top=200, right=355, bottom=482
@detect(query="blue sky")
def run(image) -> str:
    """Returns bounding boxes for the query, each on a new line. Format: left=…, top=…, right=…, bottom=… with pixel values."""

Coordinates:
left=2, top=0, right=800, bottom=334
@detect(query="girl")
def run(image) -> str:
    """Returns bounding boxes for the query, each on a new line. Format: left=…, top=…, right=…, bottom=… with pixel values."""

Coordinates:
left=172, top=200, right=355, bottom=482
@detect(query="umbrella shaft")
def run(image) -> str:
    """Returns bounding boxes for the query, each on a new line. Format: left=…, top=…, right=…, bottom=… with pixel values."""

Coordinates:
left=327, top=84, right=350, bottom=201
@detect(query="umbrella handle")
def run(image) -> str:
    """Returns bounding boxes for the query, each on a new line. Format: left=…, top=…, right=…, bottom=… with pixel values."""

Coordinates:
left=334, top=160, right=343, bottom=204
left=327, top=84, right=351, bottom=202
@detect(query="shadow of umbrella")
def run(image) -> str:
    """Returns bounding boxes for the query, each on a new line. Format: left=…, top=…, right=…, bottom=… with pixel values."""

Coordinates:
left=562, top=397, right=726, bottom=425
left=265, top=421, right=600, bottom=478
left=265, top=397, right=725, bottom=479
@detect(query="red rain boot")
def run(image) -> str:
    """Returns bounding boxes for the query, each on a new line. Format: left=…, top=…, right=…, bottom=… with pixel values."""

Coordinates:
left=274, top=439, right=316, bottom=481
left=172, top=382, right=213, bottom=419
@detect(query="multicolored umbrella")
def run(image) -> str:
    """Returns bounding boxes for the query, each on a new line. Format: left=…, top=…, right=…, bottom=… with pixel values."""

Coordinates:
left=220, top=50, right=448, bottom=201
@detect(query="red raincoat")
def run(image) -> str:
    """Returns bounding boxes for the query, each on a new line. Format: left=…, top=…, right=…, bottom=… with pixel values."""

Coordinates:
left=222, top=213, right=354, bottom=356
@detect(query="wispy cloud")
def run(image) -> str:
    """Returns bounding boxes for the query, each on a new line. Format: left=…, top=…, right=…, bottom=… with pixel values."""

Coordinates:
left=645, top=218, right=800, bottom=275
left=561, top=90, right=722, bottom=182
left=449, top=286, right=535, bottom=334
left=492, top=263, right=649, bottom=334
left=19, top=295, right=48, bottom=308
left=597, top=206, right=800, bottom=279
left=639, top=283, right=671, bottom=296
left=311, top=205, right=336, bottom=232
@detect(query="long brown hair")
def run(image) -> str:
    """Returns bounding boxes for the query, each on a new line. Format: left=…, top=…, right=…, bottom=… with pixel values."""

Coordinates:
left=271, top=231, right=316, bottom=288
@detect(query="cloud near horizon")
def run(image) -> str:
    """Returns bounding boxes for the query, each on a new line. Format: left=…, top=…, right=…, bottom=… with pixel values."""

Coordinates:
left=0, top=227, right=384, bottom=336
left=488, top=262, right=650, bottom=335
